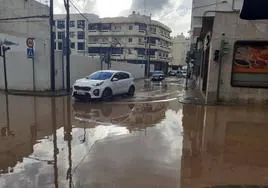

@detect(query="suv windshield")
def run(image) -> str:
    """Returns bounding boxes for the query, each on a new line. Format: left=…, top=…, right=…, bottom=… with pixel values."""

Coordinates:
left=87, top=72, right=113, bottom=80
left=153, top=71, right=164, bottom=75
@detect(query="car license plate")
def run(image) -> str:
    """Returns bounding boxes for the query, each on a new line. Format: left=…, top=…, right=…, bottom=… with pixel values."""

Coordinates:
left=77, top=90, right=85, bottom=95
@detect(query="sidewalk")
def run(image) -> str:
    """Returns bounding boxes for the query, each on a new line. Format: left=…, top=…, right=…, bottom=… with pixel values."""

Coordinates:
left=1, top=90, right=70, bottom=97
left=178, top=79, right=206, bottom=105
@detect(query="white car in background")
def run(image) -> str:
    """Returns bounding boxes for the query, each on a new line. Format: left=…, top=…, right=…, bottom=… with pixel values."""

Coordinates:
left=72, top=70, right=135, bottom=101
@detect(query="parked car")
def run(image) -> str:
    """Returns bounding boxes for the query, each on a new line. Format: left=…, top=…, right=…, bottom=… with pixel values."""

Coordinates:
left=151, top=70, right=165, bottom=81
left=176, top=70, right=183, bottom=78
left=72, top=70, right=135, bottom=101
left=168, top=70, right=177, bottom=76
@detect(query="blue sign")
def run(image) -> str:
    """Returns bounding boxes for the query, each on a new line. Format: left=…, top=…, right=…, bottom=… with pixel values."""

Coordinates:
left=27, top=48, right=34, bottom=58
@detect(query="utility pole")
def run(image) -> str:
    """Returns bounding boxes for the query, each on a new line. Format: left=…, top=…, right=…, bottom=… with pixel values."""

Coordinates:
left=83, top=25, right=86, bottom=56
left=50, top=0, right=55, bottom=92
left=147, top=14, right=152, bottom=78
left=64, top=0, right=71, bottom=93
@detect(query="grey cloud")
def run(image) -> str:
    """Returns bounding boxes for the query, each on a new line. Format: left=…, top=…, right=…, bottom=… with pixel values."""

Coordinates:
left=131, top=0, right=169, bottom=14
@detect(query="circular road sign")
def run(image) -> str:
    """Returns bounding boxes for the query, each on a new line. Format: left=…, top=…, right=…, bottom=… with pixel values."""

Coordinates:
left=26, top=38, right=34, bottom=48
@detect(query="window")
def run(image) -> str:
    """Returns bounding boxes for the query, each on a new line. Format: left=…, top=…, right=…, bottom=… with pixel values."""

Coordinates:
left=100, top=23, right=111, bottom=31
left=150, top=26, right=156, bottom=34
left=129, top=25, right=133, bottom=30
left=139, top=23, right=147, bottom=32
left=88, top=23, right=100, bottom=31
left=77, top=20, right=85, bottom=29
left=112, top=48, right=123, bottom=54
left=71, top=43, right=75, bottom=49
left=128, top=38, right=132, bottom=43
left=138, top=38, right=144, bottom=44
left=89, top=71, right=113, bottom=80
left=119, top=72, right=130, bottom=80
left=88, top=47, right=100, bottom=53
left=77, top=31, right=85, bottom=39
left=57, top=20, right=65, bottom=29
left=113, top=25, right=121, bottom=31
left=70, top=20, right=75, bottom=27
left=58, top=42, right=62, bottom=50
left=70, top=32, right=75, bottom=38
left=57, top=31, right=64, bottom=39
left=231, top=41, right=268, bottom=88
left=77, top=42, right=85, bottom=50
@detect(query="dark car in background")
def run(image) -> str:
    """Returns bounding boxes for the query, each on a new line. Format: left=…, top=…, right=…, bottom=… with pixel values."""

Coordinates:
left=168, top=70, right=177, bottom=76
left=151, top=70, right=165, bottom=81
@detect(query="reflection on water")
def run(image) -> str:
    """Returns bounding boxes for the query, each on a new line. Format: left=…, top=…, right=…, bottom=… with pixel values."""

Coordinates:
left=2, top=91, right=268, bottom=187
left=181, top=105, right=268, bottom=188
left=73, top=100, right=168, bottom=132
left=0, top=94, right=182, bottom=188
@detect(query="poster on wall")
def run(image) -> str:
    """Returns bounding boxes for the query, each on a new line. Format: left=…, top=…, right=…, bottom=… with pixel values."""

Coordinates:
left=232, top=41, right=268, bottom=88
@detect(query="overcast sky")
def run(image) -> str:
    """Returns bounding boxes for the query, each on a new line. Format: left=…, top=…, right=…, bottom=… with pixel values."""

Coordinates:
left=50, top=0, right=192, bottom=36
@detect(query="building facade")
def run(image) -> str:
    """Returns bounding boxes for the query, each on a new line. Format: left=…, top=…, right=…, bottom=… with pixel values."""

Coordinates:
left=54, top=12, right=172, bottom=71
left=190, top=0, right=268, bottom=104
left=0, top=0, right=58, bottom=91
left=170, top=33, right=190, bottom=66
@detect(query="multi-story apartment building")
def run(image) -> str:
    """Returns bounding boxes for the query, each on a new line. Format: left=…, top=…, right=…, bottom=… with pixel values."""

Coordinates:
left=54, top=13, right=99, bottom=54
left=170, top=33, right=190, bottom=66
left=54, top=12, right=172, bottom=70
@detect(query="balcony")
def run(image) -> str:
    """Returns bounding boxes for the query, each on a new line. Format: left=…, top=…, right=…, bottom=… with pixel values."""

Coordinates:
left=150, top=55, right=156, bottom=60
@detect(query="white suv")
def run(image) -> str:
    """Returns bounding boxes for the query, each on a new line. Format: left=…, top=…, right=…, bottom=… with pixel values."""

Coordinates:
left=72, top=70, right=135, bottom=101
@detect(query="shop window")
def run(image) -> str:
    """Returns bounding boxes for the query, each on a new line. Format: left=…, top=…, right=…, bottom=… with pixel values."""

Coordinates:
left=232, top=41, right=268, bottom=88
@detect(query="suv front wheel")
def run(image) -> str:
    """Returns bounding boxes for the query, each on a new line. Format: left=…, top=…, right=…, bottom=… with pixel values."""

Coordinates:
left=127, top=85, right=135, bottom=97
left=102, top=88, right=113, bottom=101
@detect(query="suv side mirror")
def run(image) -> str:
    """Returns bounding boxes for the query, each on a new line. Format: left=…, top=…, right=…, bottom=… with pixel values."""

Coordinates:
left=112, top=77, right=119, bottom=82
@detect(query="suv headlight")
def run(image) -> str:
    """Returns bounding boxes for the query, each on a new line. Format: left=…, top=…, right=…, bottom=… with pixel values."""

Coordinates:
left=94, top=81, right=104, bottom=86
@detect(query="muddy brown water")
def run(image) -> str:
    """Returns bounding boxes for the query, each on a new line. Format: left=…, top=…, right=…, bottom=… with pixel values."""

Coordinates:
left=0, top=78, right=268, bottom=188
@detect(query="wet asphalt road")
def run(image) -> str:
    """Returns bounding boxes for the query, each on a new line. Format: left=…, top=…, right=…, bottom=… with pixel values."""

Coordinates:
left=0, top=77, right=268, bottom=188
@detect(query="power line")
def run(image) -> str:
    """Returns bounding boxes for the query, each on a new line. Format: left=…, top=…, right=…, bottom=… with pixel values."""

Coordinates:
left=69, top=0, right=89, bottom=22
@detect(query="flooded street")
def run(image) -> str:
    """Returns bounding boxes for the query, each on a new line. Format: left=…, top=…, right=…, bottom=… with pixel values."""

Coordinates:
left=0, top=78, right=268, bottom=187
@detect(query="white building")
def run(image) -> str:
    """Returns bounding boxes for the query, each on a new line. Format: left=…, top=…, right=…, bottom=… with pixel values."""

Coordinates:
left=190, top=0, right=268, bottom=104
left=170, top=33, right=190, bottom=66
left=0, top=0, right=56, bottom=91
left=190, top=0, right=243, bottom=46
left=54, top=12, right=172, bottom=71
left=53, top=13, right=99, bottom=54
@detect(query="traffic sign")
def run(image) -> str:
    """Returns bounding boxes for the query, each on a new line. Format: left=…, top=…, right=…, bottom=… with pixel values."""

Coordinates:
left=27, top=48, right=34, bottom=58
left=26, top=38, right=34, bottom=48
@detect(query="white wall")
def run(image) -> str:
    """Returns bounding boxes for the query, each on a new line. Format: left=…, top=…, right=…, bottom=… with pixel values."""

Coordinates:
left=0, top=0, right=49, bottom=40
left=0, top=36, right=51, bottom=91
left=69, top=56, right=145, bottom=85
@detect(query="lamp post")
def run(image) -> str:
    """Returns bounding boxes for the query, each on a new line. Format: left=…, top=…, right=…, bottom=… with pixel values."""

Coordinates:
left=3, top=47, right=10, bottom=92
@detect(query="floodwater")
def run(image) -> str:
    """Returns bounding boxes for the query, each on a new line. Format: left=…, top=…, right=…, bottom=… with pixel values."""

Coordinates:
left=0, top=78, right=268, bottom=188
